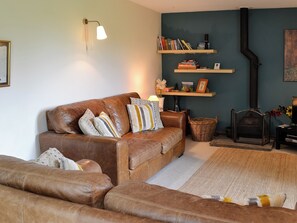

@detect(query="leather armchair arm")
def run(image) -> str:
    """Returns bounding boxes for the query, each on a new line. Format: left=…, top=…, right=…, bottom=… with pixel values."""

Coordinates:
left=160, top=111, right=186, bottom=137
left=77, top=159, right=102, bottom=173
left=39, top=131, right=129, bottom=185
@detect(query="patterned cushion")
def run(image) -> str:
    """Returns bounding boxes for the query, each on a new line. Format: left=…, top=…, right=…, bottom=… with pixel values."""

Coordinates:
left=93, top=112, right=121, bottom=138
left=201, top=193, right=286, bottom=207
left=78, top=109, right=100, bottom=136
left=130, top=97, right=164, bottom=129
left=127, top=103, right=156, bottom=133
left=35, top=148, right=82, bottom=171
left=35, top=147, right=64, bottom=168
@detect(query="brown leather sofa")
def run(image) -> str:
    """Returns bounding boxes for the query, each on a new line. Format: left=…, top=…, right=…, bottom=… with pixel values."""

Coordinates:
left=39, top=92, right=186, bottom=185
left=1, top=155, right=297, bottom=223
left=0, top=155, right=160, bottom=223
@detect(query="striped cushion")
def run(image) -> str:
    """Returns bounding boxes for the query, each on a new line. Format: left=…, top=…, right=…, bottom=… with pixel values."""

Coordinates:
left=130, top=97, right=164, bottom=129
left=243, top=193, right=287, bottom=207
left=93, top=112, right=121, bottom=138
left=127, top=103, right=156, bottom=133
left=201, top=193, right=286, bottom=207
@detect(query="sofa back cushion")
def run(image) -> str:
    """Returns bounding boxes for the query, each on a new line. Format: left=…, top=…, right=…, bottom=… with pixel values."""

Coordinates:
left=0, top=185, right=161, bottom=223
left=0, top=155, right=113, bottom=208
left=102, top=92, right=140, bottom=136
left=47, top=99, right=108, bottom=134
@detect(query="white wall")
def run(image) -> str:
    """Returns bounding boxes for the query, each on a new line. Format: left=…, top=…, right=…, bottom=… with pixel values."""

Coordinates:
left=0, top=0, right=161, bottom=160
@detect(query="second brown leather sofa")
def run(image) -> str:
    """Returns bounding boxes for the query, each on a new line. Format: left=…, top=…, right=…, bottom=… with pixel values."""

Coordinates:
left=39, top=92, right=186, bottom=185
left=1, top=155, right=296, bottom=223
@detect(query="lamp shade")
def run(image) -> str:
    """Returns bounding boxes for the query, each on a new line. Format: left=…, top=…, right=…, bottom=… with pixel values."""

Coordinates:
left=148, top=95, right=159, bottom=101
left=97, top=25, right=107, bottom=40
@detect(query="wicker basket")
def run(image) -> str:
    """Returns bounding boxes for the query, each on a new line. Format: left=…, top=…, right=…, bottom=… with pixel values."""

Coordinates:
left=189, top=117, right=218, bottom=142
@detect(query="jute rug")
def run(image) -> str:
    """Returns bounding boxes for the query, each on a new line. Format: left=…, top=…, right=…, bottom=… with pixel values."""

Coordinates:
left=179, top=148, right=297, bottom=209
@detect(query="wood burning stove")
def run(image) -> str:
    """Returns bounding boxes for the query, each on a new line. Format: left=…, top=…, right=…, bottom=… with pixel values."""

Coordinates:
left=230, top=8, right=271, bottom=146
left=232, top=109, right=270, bottom=145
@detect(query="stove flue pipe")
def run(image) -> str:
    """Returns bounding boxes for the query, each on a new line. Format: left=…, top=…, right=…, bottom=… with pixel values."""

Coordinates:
left=240, top=8, right=260, bottom=109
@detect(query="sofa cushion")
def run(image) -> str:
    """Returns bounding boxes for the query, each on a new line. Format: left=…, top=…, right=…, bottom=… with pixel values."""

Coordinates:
left=123, top=127, right=182, bottom=154
left=130, top=97, right=164, bottom=129
left=102, top=92, right=140, bottom=136
left=127, top=103, right=156, bottom=133
left=104, top=182, right=297, bottom=223
left=0, top=155, right=113, bottom=208
left=47, top=99, right=108, bottom=134
left=0, top=184, right=162, bottom=223
left=78, top=109, right=101, bottom=136
left=124, top=138, right=162, bottom=170
left=94, top=112, right=121, bottom=137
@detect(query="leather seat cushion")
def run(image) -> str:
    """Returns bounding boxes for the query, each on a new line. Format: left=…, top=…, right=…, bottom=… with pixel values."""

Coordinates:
left=124, top=138, right=162, bottom=170
left=123, top=127, right=182, bottom=154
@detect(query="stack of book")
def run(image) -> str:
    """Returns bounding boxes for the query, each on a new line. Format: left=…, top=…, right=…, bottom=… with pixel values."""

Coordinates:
left=177, top=60, right=200, bottom=70
left=157, top=36, right=193, bottom=50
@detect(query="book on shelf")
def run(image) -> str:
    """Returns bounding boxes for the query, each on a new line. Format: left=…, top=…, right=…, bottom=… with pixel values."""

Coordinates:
left=157, top=36, right=163, bottom=50
left=177, top=59, right=200, bottom=69
left=177, top=39, right=184, bottom=50
left=157, top=36, right=192, bottom=51
left=181, top=40, right=192, bottom=50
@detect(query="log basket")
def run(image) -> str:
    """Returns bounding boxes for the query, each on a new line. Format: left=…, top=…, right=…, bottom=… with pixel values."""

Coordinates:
left=189, top=117, right=218, bottom=142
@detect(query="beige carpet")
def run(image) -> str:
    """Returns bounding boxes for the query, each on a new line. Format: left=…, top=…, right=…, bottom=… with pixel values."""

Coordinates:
left=179, top=148, right=297, bottom=209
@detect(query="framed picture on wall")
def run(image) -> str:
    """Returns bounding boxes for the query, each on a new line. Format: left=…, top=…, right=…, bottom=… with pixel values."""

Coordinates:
left=214, top=63, right=221, bottom=70
left=284, top=30, right=297, bottom=81
left=196, top=78, right=208, bottom=93
left=0, top=40, right=11, bottom=87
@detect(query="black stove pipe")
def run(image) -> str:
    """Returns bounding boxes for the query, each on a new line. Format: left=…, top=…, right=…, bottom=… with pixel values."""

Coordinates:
left=240, top=8, right=260, bottom=109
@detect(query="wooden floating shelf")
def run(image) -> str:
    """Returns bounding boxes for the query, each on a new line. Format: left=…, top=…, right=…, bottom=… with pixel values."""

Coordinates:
left=174, top=69, right=235, bottom=74
left=161, top=91, right=216, bottom=97
left=158, top=49, right=217, bottom=54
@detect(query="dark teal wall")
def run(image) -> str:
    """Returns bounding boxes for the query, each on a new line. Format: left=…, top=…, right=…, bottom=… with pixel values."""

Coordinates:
left=161, top=8, right=297, bottom=133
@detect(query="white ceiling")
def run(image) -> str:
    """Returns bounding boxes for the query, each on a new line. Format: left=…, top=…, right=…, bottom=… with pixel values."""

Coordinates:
left=128, top=0, right=297, bottom=13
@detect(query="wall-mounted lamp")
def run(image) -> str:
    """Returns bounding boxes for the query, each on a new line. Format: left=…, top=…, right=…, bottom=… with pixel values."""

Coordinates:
left=82, top=18, right=107, bottom=40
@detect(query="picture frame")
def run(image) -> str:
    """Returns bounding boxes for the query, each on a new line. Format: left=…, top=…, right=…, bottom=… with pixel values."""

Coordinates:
left=214, top=62, right=220, bottom=70
left=196, top=78, right=208, bottom=93
left=284, top=30, right=297, bottom=81
left=0, top=40, right=11, bottom=87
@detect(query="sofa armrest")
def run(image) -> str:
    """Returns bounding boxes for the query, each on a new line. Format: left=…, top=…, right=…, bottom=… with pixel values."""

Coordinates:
left=39, top=131, right=129, bottom=185
left=105, top=182, right=297, bottom=223
left=77, top=159, right=102, bottom=173
left=160, top=111, right=186, bottom=137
